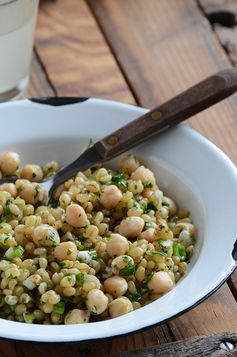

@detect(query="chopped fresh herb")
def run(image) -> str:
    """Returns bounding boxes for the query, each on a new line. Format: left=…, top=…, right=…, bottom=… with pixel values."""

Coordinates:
left=32, top=172, right=36, bottom=178
left=129, top=289, right=149, bottom=301
left=18, top=185, right=24, bottom=192
left=61, top=296, right=73, bottom=309
left=144, top=202, right=157, bottom=213
left=52, top=301, right=65, bottom=315
left=162, top=201, right=170, bottom=207
left=173, top=242, right=186, bottom=261
left=76, top=272, right=85, bottom=284
left=132, top=200, right=141, bottom=210
left=3, top=198, right=13, bottom=216
left=126, top=292, right=141, bottom=302
left=119, top=261, right=135, bottom=276
left=190, top=235, right=196, bottom=242
left=122, top=256, right=129, bottom=262
left=67, top=249, right=72, bottom=256
left=111, top=172, right=127, bottom=192
left=6, top=198, right=13, bottom=206
left=50, top=199, right=60, bottom=208
left=144, top=272, right=154, bottom=284
left=143, top=182, right=152, bottom=189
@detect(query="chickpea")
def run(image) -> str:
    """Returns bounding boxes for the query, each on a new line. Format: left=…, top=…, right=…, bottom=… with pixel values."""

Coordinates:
left=175, top=222, right=196, bottom=236
left=33, top=224, right=60, bottom=247
left=64, top=309, right=90, bottom=324
left=109, top=297, right=133, bottom=318
left=119, top=217, right=144, bottom=238
left=111, top=255, right=135, bottom=276
left=21, top=164, right=43, bottom=182
left=178, top=230, right=192, bottom=247
left=104, top=276, right=128, bottom=297
left=0, top=183, right=17, bottom=198
left=147, top=272, right=173, bottom=294
left=65, top=203, right=89, bottom=228
left=54, top=241, right=77, bottom=261
left=106, top=233, right=129, bottom=257
left=119, top=155, right=140, bottom=174
left=16, top=179, right=45, bottom=204
left=138, top=228, right=156, bottom=243
left=131, top=166, right=157, bottom=189
left=100, top=185, right=122, bottom=209
left=0, top=152, right=20, bottom=176
left=162, top=196, right=177, bottom=217
left=86, top=289, right=108, bottom=314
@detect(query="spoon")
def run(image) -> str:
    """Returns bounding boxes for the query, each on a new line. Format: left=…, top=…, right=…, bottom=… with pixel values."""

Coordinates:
left=1, top=68, right=237, bottom=202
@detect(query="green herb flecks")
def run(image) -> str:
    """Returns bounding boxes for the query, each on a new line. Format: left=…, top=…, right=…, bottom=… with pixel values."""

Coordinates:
left=111, top=172, right=127, bottom=192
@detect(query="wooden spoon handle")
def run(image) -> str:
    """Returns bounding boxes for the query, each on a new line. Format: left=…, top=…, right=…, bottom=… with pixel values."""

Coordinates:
left=95, top=68, right=237, bottom=160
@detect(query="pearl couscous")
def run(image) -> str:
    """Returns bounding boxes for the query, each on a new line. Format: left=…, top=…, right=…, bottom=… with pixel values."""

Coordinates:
left=0, top=152, right=196, bottom=324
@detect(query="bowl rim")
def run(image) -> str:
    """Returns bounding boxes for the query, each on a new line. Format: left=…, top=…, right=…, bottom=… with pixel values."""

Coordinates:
left=0, top=96, right=236, bottom=343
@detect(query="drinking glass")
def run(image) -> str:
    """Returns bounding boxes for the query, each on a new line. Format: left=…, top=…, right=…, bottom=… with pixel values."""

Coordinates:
left=0, top=0, right=39, bottom=101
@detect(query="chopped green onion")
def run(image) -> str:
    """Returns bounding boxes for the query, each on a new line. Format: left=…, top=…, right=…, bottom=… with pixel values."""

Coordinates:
left=75, top=242, right=85, bottom=251
left=52, top=301, right=65, bottom=315
left=76, top=272, right=85, bottom=284
left=88, top=249, right=97, bottom=259
left=23, top=312, right=35, bottom=323
left=14, top=246, right=24, bottom=257
left=3, top=247, right=15, bottom=260
left=173, top=242, right=186, bottom=261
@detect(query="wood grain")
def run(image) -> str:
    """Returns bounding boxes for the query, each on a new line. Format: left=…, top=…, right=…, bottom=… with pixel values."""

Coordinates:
left=111, top=332, right=237, bottom=357
left=199, top=0, right=237, bottom=66
left=0, top=325, right=173, bottom=357
left=25, top=51, right=56, bottom=98
left=35, top=0, right=134, bottom=103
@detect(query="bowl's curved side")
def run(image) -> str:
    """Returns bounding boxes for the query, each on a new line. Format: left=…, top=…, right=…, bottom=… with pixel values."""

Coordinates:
left=0, top=97, right=236, bottom=342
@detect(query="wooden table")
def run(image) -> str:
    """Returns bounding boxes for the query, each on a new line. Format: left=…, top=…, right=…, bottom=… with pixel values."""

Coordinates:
left=1, top=0, right=237, bottom=356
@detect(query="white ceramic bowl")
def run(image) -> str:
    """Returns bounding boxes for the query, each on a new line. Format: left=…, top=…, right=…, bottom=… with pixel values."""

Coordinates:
left=0, top=97, right=236, bottom=342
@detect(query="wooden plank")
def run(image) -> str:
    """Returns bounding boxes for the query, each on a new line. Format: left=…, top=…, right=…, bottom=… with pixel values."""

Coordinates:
left=88, top=0, right=237, bottom=337
left=0, top=325, right=173, bottom=357
left=34, top=0, right=134, bottom=103
left=88, top=0, right=237, bottom=164
left=199, top=0, right=237, bottom=65
left=168, top=285, right=237, bottom=338
left=111, top=332, right=237, bottom=357
left=24, top=51, right=56, bottom=98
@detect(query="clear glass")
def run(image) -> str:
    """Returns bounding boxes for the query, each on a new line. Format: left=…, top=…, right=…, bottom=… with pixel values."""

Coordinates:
left=0, top=0, right=39, bottom=101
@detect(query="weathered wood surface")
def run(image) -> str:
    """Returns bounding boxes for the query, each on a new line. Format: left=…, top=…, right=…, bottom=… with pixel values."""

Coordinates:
left=111, top=332, right=237, bottom=357
left=35, top=0, right=134, bottom=103
left=0, top=0, right=237, bottom=356
left=199, top=0, right=237, bottom=66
